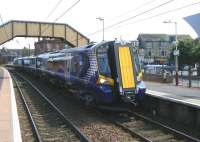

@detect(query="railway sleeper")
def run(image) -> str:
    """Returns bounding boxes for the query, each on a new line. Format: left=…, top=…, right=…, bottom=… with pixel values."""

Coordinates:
left=138, top=129, right=161, bottom=136
left=123, top=120, right=145, bottom=127
left=151, top=134, right=174, bottom=142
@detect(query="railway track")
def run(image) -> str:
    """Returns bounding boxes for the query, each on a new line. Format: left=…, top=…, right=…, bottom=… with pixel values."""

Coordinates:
left=108, top=110, right=200, bottom=142
left=11, top=70, right=200, bottom=142
left=14, top=79, right=36, bottom=141
left=11, top=72, right=92, bottom=142
left=15, top=71, right=140, bottom=142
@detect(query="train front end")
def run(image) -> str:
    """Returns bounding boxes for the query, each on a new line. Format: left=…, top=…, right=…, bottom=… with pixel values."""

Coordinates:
left=95, top=41, right=146, bottom=105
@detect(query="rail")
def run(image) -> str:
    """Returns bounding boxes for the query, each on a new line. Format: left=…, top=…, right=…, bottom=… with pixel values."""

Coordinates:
left=11, top=71, right=92, bottom=142
left=111, top=110, right=200, bottom=142
left=11, top=74, right=43, bottom=142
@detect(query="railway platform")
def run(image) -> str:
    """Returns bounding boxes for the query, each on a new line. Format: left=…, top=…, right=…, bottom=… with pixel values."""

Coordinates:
left=145, top=81, right=200, bottom=108
left=0, top=67, right=21, bottom=142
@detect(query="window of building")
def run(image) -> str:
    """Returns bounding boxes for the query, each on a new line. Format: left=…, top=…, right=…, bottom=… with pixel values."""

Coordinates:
left=148, top=51, right=151, bottom=57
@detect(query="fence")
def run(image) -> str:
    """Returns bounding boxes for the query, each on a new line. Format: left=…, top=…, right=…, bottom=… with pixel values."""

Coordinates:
left=143, top=69, right=200, bottom=88
left=175, top=71, right=200, bottom=88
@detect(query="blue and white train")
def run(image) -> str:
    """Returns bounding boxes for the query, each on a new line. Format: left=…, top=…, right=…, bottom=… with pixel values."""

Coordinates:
left=13, top=40, right=146, bottom=105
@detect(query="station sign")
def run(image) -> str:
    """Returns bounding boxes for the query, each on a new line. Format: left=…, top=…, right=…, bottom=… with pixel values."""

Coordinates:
left=173, top=49, right=179, bottom=56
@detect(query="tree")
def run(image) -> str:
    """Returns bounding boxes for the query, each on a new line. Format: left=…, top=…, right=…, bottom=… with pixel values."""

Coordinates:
left=169, top=39, right=197, bottom=87
left=193, top=39, right=200, bottom=76
left=177, top=39, right=196, bottom=87
left=22, top=47, right=29, bottom=57
left=178, top=39, right=195, bottom=66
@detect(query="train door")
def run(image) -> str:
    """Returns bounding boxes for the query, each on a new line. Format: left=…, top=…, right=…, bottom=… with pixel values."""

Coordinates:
left=113, top=42, right=137, bottom=100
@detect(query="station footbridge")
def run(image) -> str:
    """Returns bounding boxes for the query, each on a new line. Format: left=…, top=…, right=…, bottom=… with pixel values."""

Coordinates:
left=0, top=20, right=89, bottom=47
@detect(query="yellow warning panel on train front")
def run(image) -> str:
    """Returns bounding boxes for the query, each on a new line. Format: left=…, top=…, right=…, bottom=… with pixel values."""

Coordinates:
left=118, top=46, right=135, bottom=89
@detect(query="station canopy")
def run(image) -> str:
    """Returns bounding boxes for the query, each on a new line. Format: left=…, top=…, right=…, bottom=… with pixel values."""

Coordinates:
left=184, top=13, right=200, bottom=37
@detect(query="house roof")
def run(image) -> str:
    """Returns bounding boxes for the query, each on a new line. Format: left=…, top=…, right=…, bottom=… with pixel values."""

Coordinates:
left=138, top=33, right=192, bottom=42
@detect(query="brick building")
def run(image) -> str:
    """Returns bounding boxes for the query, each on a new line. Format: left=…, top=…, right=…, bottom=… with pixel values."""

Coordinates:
left=34, top=39, right=66, bottom=55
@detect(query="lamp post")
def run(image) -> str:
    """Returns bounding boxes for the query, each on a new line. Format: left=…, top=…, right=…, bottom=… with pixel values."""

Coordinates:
left=96, top=17, right=104, bottom=41
left=163, top=20, right=179, bottom=86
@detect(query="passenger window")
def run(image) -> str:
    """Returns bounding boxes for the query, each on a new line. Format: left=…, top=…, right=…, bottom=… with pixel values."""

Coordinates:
left=70, top=52, right=88, bottom=77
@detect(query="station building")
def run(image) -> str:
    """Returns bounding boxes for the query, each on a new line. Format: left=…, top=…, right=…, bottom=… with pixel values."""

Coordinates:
left=0, top=48, right=19, bottom=64
left=137, top=34, right=191, bottom=65
left=34, top=39, right=69, bottom=55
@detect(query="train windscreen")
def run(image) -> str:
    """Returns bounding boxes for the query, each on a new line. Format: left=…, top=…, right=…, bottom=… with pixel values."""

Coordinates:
left=132, top=48, right=141, bottom=75
left=97, top=44, right=111, bottom=77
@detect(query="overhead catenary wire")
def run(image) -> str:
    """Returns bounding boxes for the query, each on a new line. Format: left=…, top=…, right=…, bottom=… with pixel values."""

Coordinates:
left=42, top=0, right=173, bottom=45
left=108, top=0, right=158, bottom=22
left=88, top=0, right=176, bottom=37
left=68, top=0, right=176, bottom=45
left=41, top=0, right=80, bottom=35
left=45, top=0, right=64, bottom=20
left=71, top=1, right=200, bottom=44
left=103, top=1, right=200, bottom=34
left=54, top=0, right=80, bottom=22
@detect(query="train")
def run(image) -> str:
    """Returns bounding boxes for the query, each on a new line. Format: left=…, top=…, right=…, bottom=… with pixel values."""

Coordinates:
left=12, top=40, right=146, bottom=106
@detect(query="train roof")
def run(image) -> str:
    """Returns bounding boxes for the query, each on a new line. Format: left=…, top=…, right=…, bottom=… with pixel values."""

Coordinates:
left=48, top=55, right=73, bottom=62
left=25, top=40, right=133, bottom=60
left=23, top=56, right=36, bottom=59
left=60, top=44, right=95, bottom=52
left=37, top=52, right=51, bottom=59
left=14, top=56, right=36, bottom=60
left=59, top=41, right=116, bottom=52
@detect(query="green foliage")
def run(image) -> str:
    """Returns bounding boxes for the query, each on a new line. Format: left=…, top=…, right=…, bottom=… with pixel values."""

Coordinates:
left=168, top=38, right=200, bottom=69
left=22, top=47, right=30, bottom=57
left=168, top=44, right=175, bottom=65
left=178, top=39, right=195, bottom=67
left=193, top=39, right=200, bottom=64
left=168, top=38, right=200, bottom=87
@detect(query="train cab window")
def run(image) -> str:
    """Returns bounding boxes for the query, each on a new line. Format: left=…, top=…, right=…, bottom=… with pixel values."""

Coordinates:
left=97, top=44, right=111, bottom=77
left=132, top=48, right=141, bottom=74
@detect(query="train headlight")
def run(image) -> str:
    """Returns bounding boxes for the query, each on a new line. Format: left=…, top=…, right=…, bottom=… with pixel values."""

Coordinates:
left=137, top=72, right=143, bottom=82
left=137, top=76, right=141, bottom=82
left=99, top=78, right=107, bottom=84
left=97, top=75, right=114, bottom=86
left=135, top=81, right=146, bottom=95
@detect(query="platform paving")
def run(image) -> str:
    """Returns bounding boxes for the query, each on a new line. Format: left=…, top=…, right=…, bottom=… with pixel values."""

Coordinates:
left=0, top=67, right=21, bottom=142
left=145, top=81, right=200, bottom=108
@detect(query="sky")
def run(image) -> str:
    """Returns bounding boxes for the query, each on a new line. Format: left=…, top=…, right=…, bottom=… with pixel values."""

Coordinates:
left=0, top=0, right=200, bottom=49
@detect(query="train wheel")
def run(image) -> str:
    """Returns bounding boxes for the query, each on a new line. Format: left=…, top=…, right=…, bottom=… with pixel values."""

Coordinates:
left=84, top=94, right=95, bottom=106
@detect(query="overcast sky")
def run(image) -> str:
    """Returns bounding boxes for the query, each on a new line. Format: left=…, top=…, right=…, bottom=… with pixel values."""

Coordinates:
left=0, top=0, right=200, bottom=49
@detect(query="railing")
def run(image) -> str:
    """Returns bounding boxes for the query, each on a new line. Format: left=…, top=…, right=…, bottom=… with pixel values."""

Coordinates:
left=143, top=69, right=200, bottom=88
